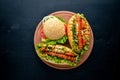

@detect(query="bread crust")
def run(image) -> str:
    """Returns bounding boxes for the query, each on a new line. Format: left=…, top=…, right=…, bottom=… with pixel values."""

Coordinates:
left=67, top=15, right=76, bottom=48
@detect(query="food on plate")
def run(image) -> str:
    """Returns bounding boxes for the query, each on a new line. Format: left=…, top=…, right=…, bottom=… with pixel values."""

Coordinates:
left=35, top=12, right=92, bottom=67
left=39, top=16, right=68, bottom=45
left=67, top=13, right=91, bottom=54
left=36, top=43, right=79, bottom=66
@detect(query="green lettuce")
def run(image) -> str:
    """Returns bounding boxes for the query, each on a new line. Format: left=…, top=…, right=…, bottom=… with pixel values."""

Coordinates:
left=77, top=13, right=86, bottom=20
left=81, top=43, right=89, bottom=55
left=44, top=54, right=77, bottom=66
left=42, top=36, right=68, bottom=45
left=56, top=16, right=66, bottom=23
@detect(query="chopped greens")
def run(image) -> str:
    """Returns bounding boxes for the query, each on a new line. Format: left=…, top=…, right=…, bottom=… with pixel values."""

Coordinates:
left=71, top=18, right=81, bottom=54
left=72, top=19, right=77, bottom=44
left=56, top=16, right=66, bottom=23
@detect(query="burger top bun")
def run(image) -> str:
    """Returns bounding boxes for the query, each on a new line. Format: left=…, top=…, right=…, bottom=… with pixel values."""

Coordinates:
left=42, top=16, right=65, bottom=40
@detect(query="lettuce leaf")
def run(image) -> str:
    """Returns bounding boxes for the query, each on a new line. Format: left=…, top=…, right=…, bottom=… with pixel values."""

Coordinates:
left=44, top=54, right=77, bottom=66
left=56, top=16, right=66, bottom=23
left=77, top=13, right=86, bottom=20
left=43, top=36, right=68, bottom=45
left=81, top=43, right=89, bottom=55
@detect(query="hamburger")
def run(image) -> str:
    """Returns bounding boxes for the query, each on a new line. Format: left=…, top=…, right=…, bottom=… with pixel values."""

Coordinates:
left=43, top=16, right=65, bottom=40
left=40, top=15, right=68, bottom=44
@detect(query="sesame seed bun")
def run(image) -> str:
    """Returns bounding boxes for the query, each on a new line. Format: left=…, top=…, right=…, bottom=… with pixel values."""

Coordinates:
left=43, top=16, right=65, bottom=40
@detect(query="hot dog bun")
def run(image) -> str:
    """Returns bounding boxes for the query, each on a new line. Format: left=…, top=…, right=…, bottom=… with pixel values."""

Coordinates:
left=67, top=14, right=91, bottom=54
left=67, top=15, right=76, bottom=48
left=36, top=43, right=79, bottom=66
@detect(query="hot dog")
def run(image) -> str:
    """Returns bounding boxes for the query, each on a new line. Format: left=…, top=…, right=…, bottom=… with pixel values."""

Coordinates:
left=67, top=13, right=91, bottom=54
left=36, top=43, right=79, bottom=66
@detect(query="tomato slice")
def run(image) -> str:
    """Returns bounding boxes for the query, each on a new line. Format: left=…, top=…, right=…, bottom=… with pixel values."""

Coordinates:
left=40, top=29, right=46, bottom=39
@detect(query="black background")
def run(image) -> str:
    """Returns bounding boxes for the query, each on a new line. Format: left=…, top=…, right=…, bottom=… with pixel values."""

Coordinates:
left=0, top=0, right=119, bottom=80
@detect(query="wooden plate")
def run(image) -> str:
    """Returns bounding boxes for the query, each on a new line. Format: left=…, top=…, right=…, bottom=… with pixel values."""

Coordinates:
left=34, top=11, right=94, bottom=70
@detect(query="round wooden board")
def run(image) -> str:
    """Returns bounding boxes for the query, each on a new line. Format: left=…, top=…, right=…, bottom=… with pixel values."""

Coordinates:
left=34, top=11, right=94, bottom=70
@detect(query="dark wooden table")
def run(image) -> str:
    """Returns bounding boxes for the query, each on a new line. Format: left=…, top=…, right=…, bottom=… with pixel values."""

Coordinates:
left=0, top=0, right=119, bottom=80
